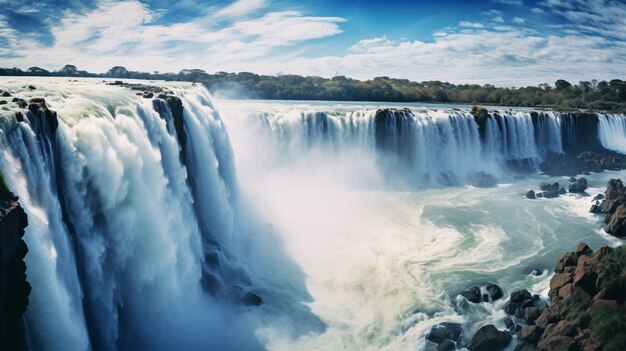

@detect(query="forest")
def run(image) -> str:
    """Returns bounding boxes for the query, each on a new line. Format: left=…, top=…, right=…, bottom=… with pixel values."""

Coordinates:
left=2, top=65, right=625, bottom=111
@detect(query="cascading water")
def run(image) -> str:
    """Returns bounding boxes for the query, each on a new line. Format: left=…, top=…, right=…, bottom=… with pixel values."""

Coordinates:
left=0, top=78, right=315, bottom=350
left=3, top=79, right=626, bottom=351
left=216, top=99, right=626, bottom=350
left=598, top=113, right=626, bottom=153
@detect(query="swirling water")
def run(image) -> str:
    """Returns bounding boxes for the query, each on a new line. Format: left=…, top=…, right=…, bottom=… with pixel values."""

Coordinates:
left=0, top=78, right=624, bottom=350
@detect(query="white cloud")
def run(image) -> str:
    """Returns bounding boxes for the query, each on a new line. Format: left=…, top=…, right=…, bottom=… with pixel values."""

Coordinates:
left=214, top=0, right=267, bottom=19
left=512, top=17, right=525, bottom=24
left=493, top=0, right=523, bottom=5
left=459, top=21, right=485, bottom=29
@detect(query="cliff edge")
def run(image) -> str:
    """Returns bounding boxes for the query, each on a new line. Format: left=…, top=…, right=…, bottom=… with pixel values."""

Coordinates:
left=0, top=172, right=30, bottom=350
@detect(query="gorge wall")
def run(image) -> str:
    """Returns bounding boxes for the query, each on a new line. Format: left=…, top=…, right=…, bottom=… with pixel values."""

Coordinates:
left=0, top=175, right=30, bottom=350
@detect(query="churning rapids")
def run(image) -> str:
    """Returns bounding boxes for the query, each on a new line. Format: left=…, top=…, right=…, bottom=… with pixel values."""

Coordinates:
left=0, top=78, right=624, bottom=351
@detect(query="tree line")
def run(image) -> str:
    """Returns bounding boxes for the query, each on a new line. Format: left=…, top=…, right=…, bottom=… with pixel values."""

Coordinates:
left=2, top=65, right=625, bottom=111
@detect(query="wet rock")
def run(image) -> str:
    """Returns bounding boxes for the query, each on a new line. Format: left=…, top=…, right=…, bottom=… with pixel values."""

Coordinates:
left=569, top=177, right=577, bottom=182
left=426, top=323, right=463, bottom=344
left=536, top=192, right=544, bottom=198
left=460, top=286, right=481, bottom=303
left=436, top=339, right=456, bottom=351
left=540, top=182, right=560, bottom=192
left=529, top=268, right=543, bottom=276
left=568, top=177, right=588, bottom=193
left=504, top=302, right=520, bottom=315
left=510, top=290, right=532, bottom=304
left=519, top=325, right=544, bottom=344
left=467, top=171, right=497, bottom=188
left=242, top=292, right=262, bottom=306
left=593, top=194, right=604, bottom=201
left=526, top=190, right=536, bottom=199
left=543, top=190, right=560, bottom=198
left=503, top=318, right=514, bottom=330
left=0, top=100, right=6, bottom=105
left=486, top=284, right=503, bottom=301
left=143, top=92, right=154, bottom=99
left=525, top=307, right=542, bottom=325
left=1, top=91, right=10, bottom=97
left=589, top=204, right=603, bottom=214
left=468, top=325, right=511, bottom=351
left=559, top=187, right=567, bottom=195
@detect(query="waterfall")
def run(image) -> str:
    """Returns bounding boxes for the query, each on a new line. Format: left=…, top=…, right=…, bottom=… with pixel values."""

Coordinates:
left=598, top=114, right=626, bottom=153
left=0, top=80, right=291, bottom=350
left=219, top=104, right=571, bottom=188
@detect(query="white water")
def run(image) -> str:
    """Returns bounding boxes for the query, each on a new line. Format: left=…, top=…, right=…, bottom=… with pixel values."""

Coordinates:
left=598, top=113, right=626, bottom=153
left=1, top=79, right=625, bottom=351
left=216, top=99, right=625, bottom=350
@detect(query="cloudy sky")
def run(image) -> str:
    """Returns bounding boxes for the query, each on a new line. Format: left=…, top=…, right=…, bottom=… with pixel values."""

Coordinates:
left=0, top=0, right=624, bottom=85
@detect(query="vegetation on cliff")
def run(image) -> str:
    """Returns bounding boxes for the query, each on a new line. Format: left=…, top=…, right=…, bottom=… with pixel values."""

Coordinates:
left=2, top=65, right=626, bottom=111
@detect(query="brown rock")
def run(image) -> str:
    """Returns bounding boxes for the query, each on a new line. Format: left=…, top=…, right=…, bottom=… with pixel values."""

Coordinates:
left=550, top=320, right=578, bottom=338
left=575, top=243, right=592, bottom=256
left=558, top=283, right=573, bottom=298
left=550, top=273, right=573, bottom=291
left=519, top=325, right=543, bottom=344
left=555, top=252, right=578, bottom=273
left=605, top=203, right=626, bottom=237
left=537, top=335, right=576, bottom=351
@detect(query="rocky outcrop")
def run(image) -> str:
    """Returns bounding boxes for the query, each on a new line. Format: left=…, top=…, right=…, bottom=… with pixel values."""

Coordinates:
left=591, top=178, right=626, bottom=237
left=540, top=151, right=626, bottom=177
left=515, top=243, right=626, bottom=351
left=568, top=177, right=588, bottom=193
left=0, top=173, right=30, bottom=350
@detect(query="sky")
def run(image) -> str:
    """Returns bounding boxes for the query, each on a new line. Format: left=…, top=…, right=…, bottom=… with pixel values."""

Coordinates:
left=0, top=0, right=625, bottom=86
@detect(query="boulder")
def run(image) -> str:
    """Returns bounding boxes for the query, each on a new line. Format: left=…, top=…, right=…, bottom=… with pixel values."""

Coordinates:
left=568, top=177, right=588, bottom=193
left=555, top=252, right=578, bottom=273
left=486, top=284, right=503, bottom=301
left=540, top=182, right=560, bottom=192
left=510, top=289, right=532, bottom=304
left=519, top=325, right=544, bottom=344
left=436, top=339, right=456, bottom=351
left=426, top=323, right=463, bottom=344
left=589, top=204, right=603, bottom=214
left=559, top=187, right=567, bottom=195
left=242, top=292, right=262, bottom=306
left=543, top=190, right=560, bottom=198
left=604, top=204, right=626, bottom=237
left=467, top=172, right=497, bottom=188
left=550, top=273, right=572, bottom=291
left=504, top=301, right=520, bottom=315
left=460, top=286, right=481, bottom=303
left=537, top=335, right=575, bottom=351
left=593, top=194, right=604, bottom=201
left=575, top=243, right=592, bottom=257
left=526, top=190, right=536, bottom=199
left=468, top=325, right=511, bottom=351
left=525, top=307, right=542, bottom=325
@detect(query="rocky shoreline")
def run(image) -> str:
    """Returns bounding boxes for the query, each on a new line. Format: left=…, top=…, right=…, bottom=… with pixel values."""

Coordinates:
left=427, top=178, right=626, bottom=351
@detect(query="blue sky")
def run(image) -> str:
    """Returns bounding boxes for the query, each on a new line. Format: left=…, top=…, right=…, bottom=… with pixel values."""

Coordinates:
left=0, top=0, right=625, bottom=85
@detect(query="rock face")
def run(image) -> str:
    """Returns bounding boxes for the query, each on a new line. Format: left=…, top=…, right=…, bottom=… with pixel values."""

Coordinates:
left=0, top=175, right=30, bottom=350
left=468, top=324, right=511, bottom=351
left=599, top=179, right=626, bottom=237
left=516, top=243, right=626, bottom=351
